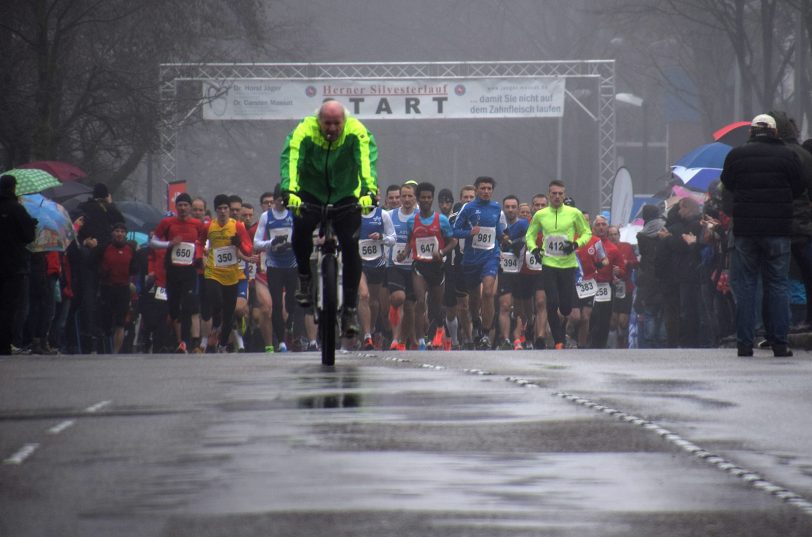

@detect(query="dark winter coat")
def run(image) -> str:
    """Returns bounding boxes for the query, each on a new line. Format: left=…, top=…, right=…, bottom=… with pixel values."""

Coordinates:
left=76, top=197, right=125, bottom=250
left=720, top=136, right=805, bottom=237
left=0, top=193, right=37, bottom=277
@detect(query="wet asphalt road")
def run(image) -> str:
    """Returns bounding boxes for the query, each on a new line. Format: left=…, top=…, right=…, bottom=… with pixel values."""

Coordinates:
left=1, top=348, right=811, bottom=536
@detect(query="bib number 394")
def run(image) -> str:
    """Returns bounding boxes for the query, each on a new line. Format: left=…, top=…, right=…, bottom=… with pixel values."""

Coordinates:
left=171, top=242, right=195, bottom=266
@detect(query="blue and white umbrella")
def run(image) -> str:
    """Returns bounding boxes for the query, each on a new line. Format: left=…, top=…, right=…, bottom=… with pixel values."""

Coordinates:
left=671, top=141, right=732, bottom=192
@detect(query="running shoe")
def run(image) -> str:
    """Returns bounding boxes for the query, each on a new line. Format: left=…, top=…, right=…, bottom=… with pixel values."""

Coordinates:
left=397, top=342, right=406, bottom=351
left=498, top=338, right=513, bottom=350
left=431, top=327, right=445, bottom=349
left=533, top=338, right=546, bottom=350
left=389, top=340, right=400, bottom=351
left=477, top=335, right=491, bottom=350
left=265, top=345, right=275, bottom=353
left=418, top=339, right=427, bottom=351
left=277, top=342, right=288, bottom=352
left=513, top=339, right=523, bottom=351
left=554, top=342, right=565, bottom=350
left=306, top=341, right=320, bottom=352
left=175, top=341, right=188, bottom=354
left=217, top=345, right=229, bottom=353
left=362, top=337, right=375, bottom=350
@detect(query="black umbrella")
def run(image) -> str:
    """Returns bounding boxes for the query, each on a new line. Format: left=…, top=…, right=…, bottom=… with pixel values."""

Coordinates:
left=117, top=200, right=164, bottom=233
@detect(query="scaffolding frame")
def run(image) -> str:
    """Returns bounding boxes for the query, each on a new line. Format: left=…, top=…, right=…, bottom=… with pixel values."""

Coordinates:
left=159, top=60, right=616, bottom=209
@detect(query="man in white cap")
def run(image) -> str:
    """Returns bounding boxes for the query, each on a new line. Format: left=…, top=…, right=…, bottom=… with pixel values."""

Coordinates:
left=721, top=113, right=804, bottom=357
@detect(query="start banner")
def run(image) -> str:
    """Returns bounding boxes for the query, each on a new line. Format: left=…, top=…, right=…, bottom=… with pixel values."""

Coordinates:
left=202, top=78, right=565, bottom=120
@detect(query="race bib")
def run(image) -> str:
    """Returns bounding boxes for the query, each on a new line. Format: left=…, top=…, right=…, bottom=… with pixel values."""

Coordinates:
left=500, top=251, right=521, bottom=273
left=213, top=245, right=238, bottom=267
left=171, top=242, right=195, bottom=266
left=246, top=262, right=258, bottom=280
left=543, top=234, right=569, bottom=257
left=614, top=280, right=626, bottom=299
left=471, top=226, right=496, bottom=250
left=154, top=286, right=168, bottom=301
left=576, top=278, right=597, bottom=299
left=268, top=227, right=292, bottom=245
left=415, top=236, right=439, bottom=260
left=525, top=250, right=543, bottom=271
left=393, top=242, right=412, bottom=266
left=594, top=281, right=612, bottom=303
left=359, top=239, right=384, bottom=261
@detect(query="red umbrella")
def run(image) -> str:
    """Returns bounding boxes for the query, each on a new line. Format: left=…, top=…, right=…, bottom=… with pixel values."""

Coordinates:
left=712, top=121, right=751, bottom=147
left=18, top=161, right=87, bottom=182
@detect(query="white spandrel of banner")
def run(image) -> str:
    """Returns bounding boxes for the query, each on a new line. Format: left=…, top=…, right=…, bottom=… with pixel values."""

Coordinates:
left=201, top=78, right=565, bottom=120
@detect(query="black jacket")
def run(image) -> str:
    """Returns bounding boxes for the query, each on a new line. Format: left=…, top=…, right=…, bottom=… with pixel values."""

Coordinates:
left=720, top=136, right=804, bottom=237
left=76, top=197, right=125, bottom=249
left=659, top=205, right=703, bottom=284
left=0, top=193, right=37, bottom=277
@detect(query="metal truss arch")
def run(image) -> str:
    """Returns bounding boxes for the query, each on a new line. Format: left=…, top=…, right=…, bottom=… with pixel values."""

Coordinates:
left=159, top=61, right=615, bottom=209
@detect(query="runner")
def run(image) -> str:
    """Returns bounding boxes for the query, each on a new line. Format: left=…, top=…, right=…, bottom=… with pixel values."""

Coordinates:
left=525, top=180, right=592, bottom=349
left=453, top=176, right=506, bottom=350
left=150, top=193, right=206, bottom=353
left=607, top=224, right=637, bottom=348
left=384, top=184, right=401, bottom=210
left=251, top=192, right=276, bottom=352
left=437, top=188, right=457, bottom=349
left=497, top=194, right=530, bottom=350
left=448, top=185, right=477, bottom=349
left=387, top=182, right=418, bottom=350
left=397, top=182, right=457, bottom=350
left=202, top=194, right=253, bottom=353
left=358, top=197, right=396, bottom=350
left=522, top=193, right=549, bottom=349
left=254, top=186, right=298, bottom=353
left=579, top=215, right=625, bottom=349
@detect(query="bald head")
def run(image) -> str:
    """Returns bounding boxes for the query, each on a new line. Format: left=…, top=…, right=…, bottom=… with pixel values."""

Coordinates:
left=318, top=100, right=347, bottom=141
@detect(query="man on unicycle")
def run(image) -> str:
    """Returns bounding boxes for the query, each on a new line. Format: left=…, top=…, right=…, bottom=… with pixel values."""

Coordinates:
left=281, top=99, right=379, bottom=339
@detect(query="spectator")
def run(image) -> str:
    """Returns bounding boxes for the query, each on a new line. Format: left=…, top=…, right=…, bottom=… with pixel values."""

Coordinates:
left=0, top=175, right=37, bottom=355
left=76, top=183, right=125, bottom=352
left=635, top=204, right=667, bottom=348
left=770, top=111, right=812, bottom=330
left=721, top=113, right=804, bottom=357
left=99, top=223, right=136, bottom=353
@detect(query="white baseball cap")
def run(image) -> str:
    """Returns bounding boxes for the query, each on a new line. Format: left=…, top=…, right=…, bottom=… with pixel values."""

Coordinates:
left=751, top=113, right=776, bottom=130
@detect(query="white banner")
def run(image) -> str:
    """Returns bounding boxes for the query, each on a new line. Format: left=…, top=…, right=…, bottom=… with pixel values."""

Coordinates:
left=202, top=78, right=565, bottom=120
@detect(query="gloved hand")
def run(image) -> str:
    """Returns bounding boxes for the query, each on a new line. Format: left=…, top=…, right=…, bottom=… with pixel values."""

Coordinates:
left=532, top=247, right=543, bottom=264
left=230, top=235, right=241, bottom=246
left=271, top=235, right=286, bottom=246
left=286, top=193, right=302, bottom=215
left=511, top=239, right=525, bottom=257
left=359, top=194, right=375, bottom=215
left=562, top=240, right=577, bottom=255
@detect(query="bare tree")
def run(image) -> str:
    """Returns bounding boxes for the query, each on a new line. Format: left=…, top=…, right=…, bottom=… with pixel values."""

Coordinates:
left=0, top=0, right=304, bottom=191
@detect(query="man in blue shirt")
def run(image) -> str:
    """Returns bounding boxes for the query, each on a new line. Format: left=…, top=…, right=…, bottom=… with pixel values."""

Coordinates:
left=453, top=176, right=506, bottom=349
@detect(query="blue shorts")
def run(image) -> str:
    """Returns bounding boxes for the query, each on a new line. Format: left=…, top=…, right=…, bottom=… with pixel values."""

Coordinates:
left=237, top=278, right=248, bottom=299
left=463, top=256, right=499, bottom=291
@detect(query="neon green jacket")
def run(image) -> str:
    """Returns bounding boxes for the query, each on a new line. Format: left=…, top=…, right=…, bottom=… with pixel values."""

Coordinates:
left=525, top=204, right=592, bottom=268
left=280, top=115, right=378, bottom=204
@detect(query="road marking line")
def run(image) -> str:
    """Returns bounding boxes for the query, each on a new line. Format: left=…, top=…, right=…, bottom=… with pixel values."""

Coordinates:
left=553, top=391, right=812, bottom=517
left=3, top=443, right=40, bottom=465
left=84, top=400, right=111, bottom=413
left=47, top=420, right=76, bottom=435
